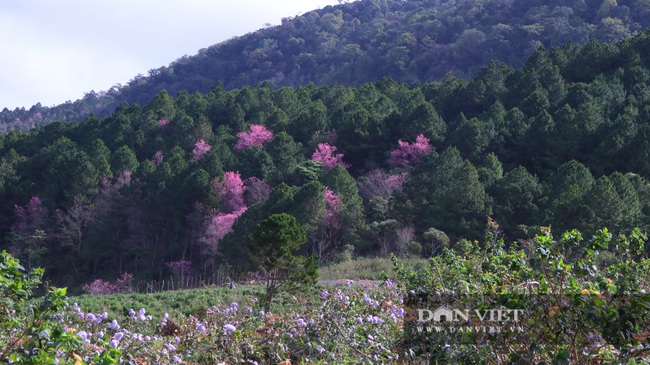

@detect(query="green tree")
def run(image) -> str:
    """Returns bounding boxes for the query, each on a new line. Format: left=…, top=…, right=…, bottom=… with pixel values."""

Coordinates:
left=248, top=213, right=316, bottom=312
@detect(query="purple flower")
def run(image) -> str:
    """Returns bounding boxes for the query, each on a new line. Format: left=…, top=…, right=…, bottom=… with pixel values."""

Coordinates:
left=224, top=324, right=236, bottom=332
left=317, top=347, right=325, bottom=354
left=321, top=290, right=330, bottom=299
left=109, top=339, right=119, bottom=348
left=113, top=332, right=124, bottom=340
left=107, top=319, right=120, bottom=330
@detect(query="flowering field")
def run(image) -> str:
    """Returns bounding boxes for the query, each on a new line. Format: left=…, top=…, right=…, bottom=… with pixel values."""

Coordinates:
left=3, top=227, right=650, bottom=364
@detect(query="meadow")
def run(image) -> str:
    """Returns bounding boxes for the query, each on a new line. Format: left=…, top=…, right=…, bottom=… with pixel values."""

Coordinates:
left=3, top=228, right=650, bottom=364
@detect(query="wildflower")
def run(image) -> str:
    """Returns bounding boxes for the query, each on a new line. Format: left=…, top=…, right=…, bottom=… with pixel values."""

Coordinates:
left=317, top=347, right=325, bottom=354
left=173, top=355, right=182, bottom=363
left=346, top=279, right=354, bottom=287
left=295, top=318, right=307, bottom=327
left=246, top=306, right=253, bottom=314
left=166, top=343, right=177, bottom=352
left=224, top=324, right=236, bottom=332
left=321, top=290, right=330, bottom=299
left=113, top=332, right=124, bottom=341
left=128, top=309, right=136, bottom=317
left=86, top=313, right=96, bottom=322
left=196, top=322, right=207, bottom=333
left=97, top=331, right=104, bottom=339
left=231, top=302, right=239, bottom=310
left=109, top=339, right=119, bottom=348
left=107, top=319, right=120, bottom=330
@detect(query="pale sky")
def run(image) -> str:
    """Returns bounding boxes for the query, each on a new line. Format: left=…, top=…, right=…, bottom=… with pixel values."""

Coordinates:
left=0, top=0, right=344, bottom=110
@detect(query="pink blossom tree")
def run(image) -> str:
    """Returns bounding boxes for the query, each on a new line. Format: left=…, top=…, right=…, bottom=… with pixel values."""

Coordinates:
left=311, top=187, right=344, bottom=261
left=190, top=139, right=211, bottom=162
left=323, top=187, right=341, bottom=225
left=389, top=134, right=432, bottom=168
left=213, top=171, right=246, bottom=213
left=311, top=143, right=349, bottom=169
left=234, top=124, right=274, bottom=150
left=199, top=206, right=247, bottom=272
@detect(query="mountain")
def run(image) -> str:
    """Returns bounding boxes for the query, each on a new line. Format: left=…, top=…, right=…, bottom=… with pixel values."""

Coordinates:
left=3, top=0, right=650, bottom=133
left=3, top=26, right=650, bottom=288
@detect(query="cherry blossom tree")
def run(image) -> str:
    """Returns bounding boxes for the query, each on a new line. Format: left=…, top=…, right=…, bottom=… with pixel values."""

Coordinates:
left=190, top=139, right=211, bottom=162
left=234, top=124, right=274, bottom=150
left=213, top=171, right=246, bottom=213
left=323, top=187, right=341, bottom=225
left=389, top=134, right=432, bottom=168
left=311, top=143, right=349, bottom=169
left=312, top=187, right=344, bottom=262
left=199, top=206, right=247, bottom=272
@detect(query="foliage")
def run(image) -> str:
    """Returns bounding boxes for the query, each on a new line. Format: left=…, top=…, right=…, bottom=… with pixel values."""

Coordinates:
left=5, top=0, right=650, bottom=133
left=395, top=227, right=650, bottom=363
left=6, top=31, right=650, bottom=288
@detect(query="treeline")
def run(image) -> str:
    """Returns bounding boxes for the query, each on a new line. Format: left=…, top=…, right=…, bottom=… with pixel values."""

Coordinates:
left=4, top=0, right=650, bottom=132
left=3, top=31, right=650, bottom=289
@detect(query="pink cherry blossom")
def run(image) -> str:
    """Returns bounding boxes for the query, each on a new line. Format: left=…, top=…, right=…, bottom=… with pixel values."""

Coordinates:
left=234, top=124, right=274, bottom=150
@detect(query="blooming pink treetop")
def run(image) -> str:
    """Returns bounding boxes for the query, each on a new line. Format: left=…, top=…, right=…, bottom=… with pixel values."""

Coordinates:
left=199, top=206, right=248, bottom=256
left=158, top=119, right=170, bottom=128
left=311, top=143, right=349, bottom=169
left=234, top=124, right=274, bottom=150
left=324, top=188, right=341, bottom=217
left=191, top=139, right=211, bottom=162
left=389, top=134, right=432, bottom=168
left=214, top=171, right=246, bottom=213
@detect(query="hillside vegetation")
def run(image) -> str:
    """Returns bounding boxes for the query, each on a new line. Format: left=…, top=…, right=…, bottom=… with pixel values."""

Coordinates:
left=3, top=29, right=650, bottom=289
left=3, top=0, right=650, bottom=132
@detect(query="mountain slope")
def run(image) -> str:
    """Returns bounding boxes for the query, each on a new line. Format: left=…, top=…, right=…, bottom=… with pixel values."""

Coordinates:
left=3, top=29, right=650, bottom=288
left=3, top=0, right=650, bottom=132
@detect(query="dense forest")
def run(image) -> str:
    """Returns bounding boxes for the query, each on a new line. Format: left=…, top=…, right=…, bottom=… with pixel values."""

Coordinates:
left=3, top=0, right=650, bottom=132
left=3, top=28, right=650, bottom=290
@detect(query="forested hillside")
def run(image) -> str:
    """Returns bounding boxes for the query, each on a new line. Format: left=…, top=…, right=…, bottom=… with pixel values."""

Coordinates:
left=3, top=0, right=650, bottom=132
left=2, top=29, right=650, bottom=289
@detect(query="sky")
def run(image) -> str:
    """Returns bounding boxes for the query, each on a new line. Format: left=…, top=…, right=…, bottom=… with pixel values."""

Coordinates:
left=0, top=0, right=345, bottom=110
